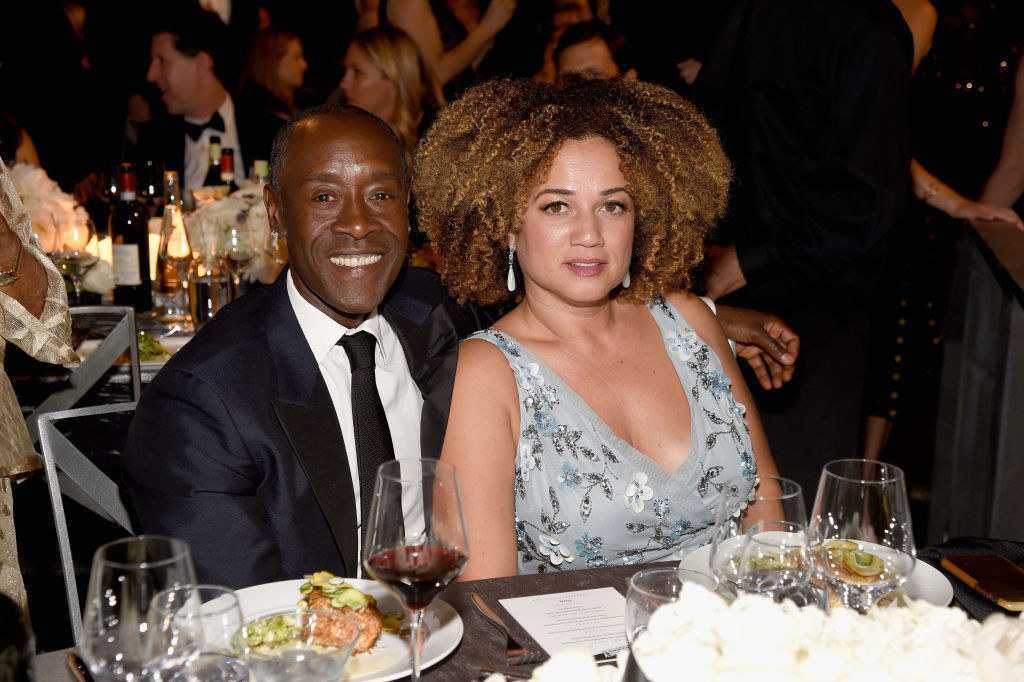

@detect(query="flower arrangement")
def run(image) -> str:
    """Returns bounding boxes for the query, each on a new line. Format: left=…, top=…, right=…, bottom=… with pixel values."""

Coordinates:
left=10, top=162, right=114, bottom=296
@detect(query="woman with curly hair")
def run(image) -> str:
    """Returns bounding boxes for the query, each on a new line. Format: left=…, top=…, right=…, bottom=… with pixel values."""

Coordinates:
left=415, top=77, right=780, bottom=578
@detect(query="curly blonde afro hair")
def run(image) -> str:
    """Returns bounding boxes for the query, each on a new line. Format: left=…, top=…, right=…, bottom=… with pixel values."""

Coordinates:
left=413, top=76, right=732, bottom=307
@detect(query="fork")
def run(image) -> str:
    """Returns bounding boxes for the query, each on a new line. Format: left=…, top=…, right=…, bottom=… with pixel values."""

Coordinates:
left=470, top=592, right=548, bottom=665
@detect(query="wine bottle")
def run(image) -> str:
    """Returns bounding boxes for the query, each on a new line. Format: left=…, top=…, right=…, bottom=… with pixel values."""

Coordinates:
left=110, top=162, right=153, bottom=311
left=202, top=135, right=223, bottom=188
left=220, top=148, right=240, bottom=193
left=155, top=170, right=192, bottom=321
left=253, top=159, right=269, bottom=185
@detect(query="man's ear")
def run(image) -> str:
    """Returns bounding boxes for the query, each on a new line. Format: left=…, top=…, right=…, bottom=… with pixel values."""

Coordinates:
left=623, top=68, right=639, bottom=81
left=196, top=50, right=216, bottom=77
left=264, top=183, right=284, bottom=238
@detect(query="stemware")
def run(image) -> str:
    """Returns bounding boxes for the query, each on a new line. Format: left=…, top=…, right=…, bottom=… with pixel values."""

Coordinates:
left=362, top=459, right=469, bottom=682
left=219, top=215, right=256, bottom=300
left=708, top=476, right=805, bottom=596
left=735, top=520, right=814, bottom=601
left=55, top=218, right=99, bottom=301
left=625, top=568, right=715, bottom=646
left=263, top=228, right=287, bottom=267
left=147, top=585, right=248, bottom=682
left=81, top=536, right=197, bottom=681
left=808, top=459, right=916, bottom=613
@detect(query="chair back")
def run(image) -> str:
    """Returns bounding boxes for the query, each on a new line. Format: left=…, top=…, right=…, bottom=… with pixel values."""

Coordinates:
left=25, top=306, right=141, bottom=444
left=37, top=402, right=138, bottom=648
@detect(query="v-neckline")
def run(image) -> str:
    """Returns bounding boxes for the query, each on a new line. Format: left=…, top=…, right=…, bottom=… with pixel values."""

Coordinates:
left=495, top=303, right=699, bottom=482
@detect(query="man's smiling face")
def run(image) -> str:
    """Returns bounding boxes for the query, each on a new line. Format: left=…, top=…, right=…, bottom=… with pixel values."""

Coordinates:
left=265, top=112, right=409, bottom=327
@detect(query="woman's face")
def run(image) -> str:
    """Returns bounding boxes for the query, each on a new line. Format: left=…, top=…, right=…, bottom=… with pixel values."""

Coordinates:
left=340, top=43, right=398, bottom=124
left=513, top=136, right=634, bottom=306
left=276, top=39, right=308, bottom=93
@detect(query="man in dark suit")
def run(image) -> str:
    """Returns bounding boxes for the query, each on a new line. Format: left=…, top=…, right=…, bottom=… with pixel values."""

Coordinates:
left=122, top=104, right=484, bottom=588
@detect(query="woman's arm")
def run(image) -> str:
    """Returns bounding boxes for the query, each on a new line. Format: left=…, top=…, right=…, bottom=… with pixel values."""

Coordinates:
left=441, top=337, right=521, bottom=580
left=981, top=57, right=1024, bottom=209
left=0, top=205, right=49, bottom=319
left=914, top=158, right=1024, bottom=229
left=668, top=291, right=782, bottom=526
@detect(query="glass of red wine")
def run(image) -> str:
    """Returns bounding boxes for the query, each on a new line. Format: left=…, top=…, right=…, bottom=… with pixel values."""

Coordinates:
left=362, top=459, right=469, bottom=681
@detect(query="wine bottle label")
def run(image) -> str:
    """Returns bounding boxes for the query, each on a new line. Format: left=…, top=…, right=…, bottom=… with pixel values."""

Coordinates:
left=112, top=244, right=142, bottom=285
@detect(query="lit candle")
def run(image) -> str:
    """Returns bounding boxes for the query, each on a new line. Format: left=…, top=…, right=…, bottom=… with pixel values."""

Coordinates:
left=148, top=217, right=161, bottom=282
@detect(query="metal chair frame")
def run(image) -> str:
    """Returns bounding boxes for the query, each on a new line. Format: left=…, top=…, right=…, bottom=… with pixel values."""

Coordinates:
left=38, top=401, right=138, bottom=648
left=25, top=306, right=141, bottom=444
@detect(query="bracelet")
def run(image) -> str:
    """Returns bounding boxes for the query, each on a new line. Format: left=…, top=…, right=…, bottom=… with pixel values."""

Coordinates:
left=922, top=182, right=940, bottom=201
left=0, top=240, right=25, bottom=287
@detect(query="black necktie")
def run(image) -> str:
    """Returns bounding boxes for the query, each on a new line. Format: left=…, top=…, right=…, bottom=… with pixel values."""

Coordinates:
left=338, top=331, right=396, bottom=533
left=183, top=112, right=226, bottom=141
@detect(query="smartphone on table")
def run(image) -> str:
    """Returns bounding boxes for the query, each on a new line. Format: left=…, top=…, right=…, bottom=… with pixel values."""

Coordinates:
left=941, top=555, right=1024, bottom=611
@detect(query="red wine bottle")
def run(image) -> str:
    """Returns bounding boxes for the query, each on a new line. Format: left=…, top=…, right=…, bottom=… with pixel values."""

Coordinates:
left=110, top=162, right=153, bottom=311
left=365, top=545, right=467, bottom=610
left=220, top=148, right=239, bottom=193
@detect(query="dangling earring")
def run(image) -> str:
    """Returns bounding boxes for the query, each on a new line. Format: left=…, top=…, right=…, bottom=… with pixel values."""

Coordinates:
left=507, top=246, right=516, bottom=292
left=622, top=268, right=631, bottom=289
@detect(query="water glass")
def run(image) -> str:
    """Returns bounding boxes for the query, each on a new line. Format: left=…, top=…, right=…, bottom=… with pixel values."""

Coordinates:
left=245, top=609, right=360, bottom=682
left=625, top=568, right=715, bottom=645
left=736, top=520, right=812, bottom=596
left=81, top=536, right=197, bottom=681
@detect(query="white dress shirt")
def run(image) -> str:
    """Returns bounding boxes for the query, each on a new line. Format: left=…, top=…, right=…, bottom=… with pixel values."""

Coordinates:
left=286, top=271, right=424, bottom=570
left=183, top=95, right=244, bottom=195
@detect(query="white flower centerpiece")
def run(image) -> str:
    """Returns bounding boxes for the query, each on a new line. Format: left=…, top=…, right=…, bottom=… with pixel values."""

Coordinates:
left=9, top=162, right=114, bottom=296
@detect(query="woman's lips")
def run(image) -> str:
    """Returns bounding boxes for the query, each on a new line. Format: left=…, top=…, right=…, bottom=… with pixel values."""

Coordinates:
left=566, top=260, right=605, bottom=277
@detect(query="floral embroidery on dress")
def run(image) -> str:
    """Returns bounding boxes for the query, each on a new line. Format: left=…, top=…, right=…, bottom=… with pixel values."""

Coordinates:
left=623, top=471, right=654, bottom=512
left=538, top=535, right=575, bottom=566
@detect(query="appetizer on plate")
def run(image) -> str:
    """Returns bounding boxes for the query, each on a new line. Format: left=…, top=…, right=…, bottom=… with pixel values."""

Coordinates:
left=298, top=572, right=403, bottom=653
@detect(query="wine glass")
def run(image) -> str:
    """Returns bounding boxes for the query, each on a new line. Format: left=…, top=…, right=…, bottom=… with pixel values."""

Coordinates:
left=625, top=568, right=715, bottom=646
left=219, top=215, right=256, bottom=300
left=55, top=218, right=99, bottom=300
left=81, top=536, right=197, bottom=681
left=362, top=459, right=469, bottom=682
left=147, top=585, right=248, bottom=681
left=245, top=608, right=360, bottom=682
left=736, top=520, right=813, bottom=598
left=808, top=459, right=916, bottom=613
left=263, top=228, right=287, bottom=267
left=708, top=476, right=805, bottom=596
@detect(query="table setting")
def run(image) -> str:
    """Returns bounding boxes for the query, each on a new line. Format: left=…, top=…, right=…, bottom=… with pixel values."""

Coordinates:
left=22, top=456, right=1024, bottom=682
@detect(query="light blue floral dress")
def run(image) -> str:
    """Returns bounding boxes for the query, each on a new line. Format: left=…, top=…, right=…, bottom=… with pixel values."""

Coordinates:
left=470, top=296, right=758, bottom=573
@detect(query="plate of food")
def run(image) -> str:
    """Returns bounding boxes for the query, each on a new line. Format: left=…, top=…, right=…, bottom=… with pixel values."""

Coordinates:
left=236, top=573, right=463, bottom=681
left=69, top=331, right=191, bottom=371
left=678, top=542, right=953, bottom=607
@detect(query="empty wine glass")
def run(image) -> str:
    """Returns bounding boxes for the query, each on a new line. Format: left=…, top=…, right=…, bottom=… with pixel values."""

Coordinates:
left=263, top=228, right=287, bottom=267
left=362, top=460, right=469, bottom=682
left=708, top=476, right=805, bottom=596
left=808, top=459, right=916, bottom=613
left=147, top=585, right=248, bottom=681
left=219, top=215, right=256, bottom=300
left=625, top=568, right=715, bottom=646
left=736, top=520, right=812, bottom=596
left=81, top=536, right=197, bottom=682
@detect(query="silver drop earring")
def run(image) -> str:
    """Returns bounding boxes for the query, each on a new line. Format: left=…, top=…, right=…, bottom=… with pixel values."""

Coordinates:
left=507, top=246, right=516, bottom=292
left=622, top=269, right=630, bottom=289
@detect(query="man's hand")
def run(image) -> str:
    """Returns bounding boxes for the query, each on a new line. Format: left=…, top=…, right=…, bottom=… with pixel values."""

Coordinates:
left=715, top=304, right=800, bottom=390
left=702, top=244, right=747, bottom=300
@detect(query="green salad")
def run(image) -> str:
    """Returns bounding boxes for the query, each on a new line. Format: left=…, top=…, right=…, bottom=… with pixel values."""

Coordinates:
left=137, top=331, right=173, bottom=363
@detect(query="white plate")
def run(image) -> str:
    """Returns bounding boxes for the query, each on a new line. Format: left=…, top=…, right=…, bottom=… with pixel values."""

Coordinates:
left=68, top=333, right=191, bottom=371
left=235, top=578, right=463, bottom=681
left=678, top=544, right=954, bottom=606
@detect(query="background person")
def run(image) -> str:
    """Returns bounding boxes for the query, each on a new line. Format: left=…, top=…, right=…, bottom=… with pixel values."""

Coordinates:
left=415, top=77, right=781, bottom=579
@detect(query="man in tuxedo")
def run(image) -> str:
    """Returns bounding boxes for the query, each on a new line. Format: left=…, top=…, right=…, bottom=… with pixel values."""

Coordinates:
left=122, top=104, right=485, bottom=588
left=137, top=6, right=247, bottom=194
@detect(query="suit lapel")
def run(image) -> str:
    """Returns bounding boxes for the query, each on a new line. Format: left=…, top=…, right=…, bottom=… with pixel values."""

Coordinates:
left=265, top=279, right=359, bottom=576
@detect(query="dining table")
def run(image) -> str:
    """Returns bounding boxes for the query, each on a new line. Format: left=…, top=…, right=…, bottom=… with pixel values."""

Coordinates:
left=31, top=538, right=1024, bottom=682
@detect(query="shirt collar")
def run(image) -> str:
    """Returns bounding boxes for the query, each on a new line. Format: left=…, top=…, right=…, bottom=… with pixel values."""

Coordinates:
left=286, top=270, right=391, bottom=365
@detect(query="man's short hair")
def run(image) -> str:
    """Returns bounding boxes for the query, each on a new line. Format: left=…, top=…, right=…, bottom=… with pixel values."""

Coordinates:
left=268, top=104, right=410, bottom=194
left=149, top=6, right=229, bottom=84
left=554, top=19, right=631, bottom=70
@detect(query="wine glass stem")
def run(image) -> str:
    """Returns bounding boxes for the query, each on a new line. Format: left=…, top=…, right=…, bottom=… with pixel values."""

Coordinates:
left=408, top=607, right=426, bottom=681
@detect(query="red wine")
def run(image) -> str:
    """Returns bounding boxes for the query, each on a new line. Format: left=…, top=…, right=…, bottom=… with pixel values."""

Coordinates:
left=366, top=546, right=466, bottom=610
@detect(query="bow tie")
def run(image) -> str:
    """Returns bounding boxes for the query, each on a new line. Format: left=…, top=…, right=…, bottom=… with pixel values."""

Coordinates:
left=184, top=112, right=226, bottom=141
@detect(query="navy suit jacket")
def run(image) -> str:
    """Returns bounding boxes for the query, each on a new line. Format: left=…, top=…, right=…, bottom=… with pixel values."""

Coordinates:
left=122, top=268, right=485, bottom=588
